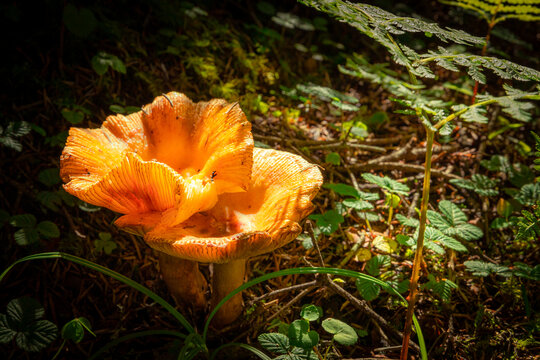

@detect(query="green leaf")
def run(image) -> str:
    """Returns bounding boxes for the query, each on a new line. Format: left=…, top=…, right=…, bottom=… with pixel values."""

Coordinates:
left=515, top=207, right=540, bottom=240
left=438, top=236, right=468, bottom=252
left=396, top=214, right=420, bottom=227
left=515, top=183, right=540, bottom=206
left=0, top=314, right=16, bottom=343
left=288, top=320, right=319, bottom=349
left=372, top=235, right=398, bottom=253
left=355, top=277, right=380, bottom=301
left=427, top=200, right=483, bottom=241
left=342, top=198, right=373, bottom=211
left=321, top=318, right=358, bottom=346
left=423, top=276, right=457, bottom=302
left=325, top=152, right=341, bottom=165
left=61, top=317, right=92, bottom=343
left=14, top=228, right=40, bottom=245
left=323, top=183, right=360, bottom=198
left=36, top=191, right=62, bottom=212
left=36, top=221, right=60, bottom=239
left=361, top=173, right=410, bottom=195
left=309, top=209, right=344, bottom=235
left=256, top=1, right=276, bottom=16
left=91, top=52, right=126, bottom=75
left=365, top=255, right=391, bottom=277
left=94, top=234, right=117, bottom=254
left=62, top=4, right=97, bottom=38
left=300, top=305, right=322, bottom=322
left=464, top=260, right=512, bottom=277
left=513, top=263, right=540, bottom=281
left=61, top=109, right=84, bottom=124
left=2, top=297, right=57, bottom=351
left=450, top=174, right=499, bottom=196
left=15, top=319, right=57, bottom=352
left=258, top=333, right=289, bottom=354
left=109, top=105, right=125, bottom=114
left=10, top=214, right=37, bottom=228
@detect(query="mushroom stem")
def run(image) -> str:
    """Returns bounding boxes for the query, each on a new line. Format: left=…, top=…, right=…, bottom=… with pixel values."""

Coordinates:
left=158, top=252, right=208, bottom=312
left=211, top=259, right=246, bottom=326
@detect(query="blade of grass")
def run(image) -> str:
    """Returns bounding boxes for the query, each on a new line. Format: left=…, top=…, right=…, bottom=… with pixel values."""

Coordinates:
left=0, top=252, right=195, bottom=334
left=203, top=266, right=427, bottom=359
left=89, top=330, right=186, bottom=360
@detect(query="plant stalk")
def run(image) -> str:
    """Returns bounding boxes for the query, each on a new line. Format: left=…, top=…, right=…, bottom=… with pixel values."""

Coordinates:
left=400, top=128, right=434, bottom=360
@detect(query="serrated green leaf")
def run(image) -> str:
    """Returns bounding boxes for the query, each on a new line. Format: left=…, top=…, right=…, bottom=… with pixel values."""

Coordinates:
left=6, top=297, right=44, bottom=328
left=396, top=214, right=420, bottom=227
left=464, top=260, right=512, bottom=277
left=450, top=174, right=499, bottom=196
left=355, top=277, right=381, bottom=301
left=258, top=333, right=290, bottom=354
left=36, top=191, right=62, bottom=212
left=342, top=198, right=373, bottom=210
left=366, top=255, right=391, bottom=276
left=361, top=173, right=410, bottom=195
left=309, top=209, right=344, bottom=235
left=61, top=109, right=84, bottom=124
left=321, top=318, right=358, bottom=346
left=0, top=314, right=16, bottom=343
left=15, top=319, right=57, bottom=352
left=515, top=183, right=540, bottom=206
left=10, top=214, right=37, bottom=228
left=14, top=228, right=40, bottom=245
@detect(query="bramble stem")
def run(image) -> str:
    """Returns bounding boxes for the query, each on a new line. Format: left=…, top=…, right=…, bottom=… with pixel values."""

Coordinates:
left=400, top=128, right=434, bottom=360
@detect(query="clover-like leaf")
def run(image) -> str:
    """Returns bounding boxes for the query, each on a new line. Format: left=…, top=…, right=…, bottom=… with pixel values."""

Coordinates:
left=288, top=320, right=319, bottom=349
left=36, top=221, right=60, bottom=239
left=61, top=317, right=93, bottom=343
left=321, top=318, right=358, bottom=346
left=300, top=305, right=322, bottom=322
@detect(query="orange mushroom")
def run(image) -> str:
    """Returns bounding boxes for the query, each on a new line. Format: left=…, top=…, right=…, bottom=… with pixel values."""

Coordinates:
left=121, top=148, right=323, bottom=325
left=60, top=92, right=253, bottom=310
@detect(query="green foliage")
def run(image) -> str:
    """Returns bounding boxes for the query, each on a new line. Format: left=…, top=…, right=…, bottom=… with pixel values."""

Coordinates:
left=427, top=200, right=483, bottom=241
left=0, top=121, right=31, bottom=152
left=309, top=209, right=344, bottom=235
left=417, top=50, right=540, bottom=83
left=422, top=275, right=458, bottom=302
left=450, top=174, right=499, bottom=196
left=299, top=0, right=483, bottom=74
left=62, top=4, right=97, bottom=38
left=0, top=297, right=57, bottom=352
left=464, top=260, right=512, bottom=277
left=91, top=52, right=127, bottom=75
left=258, top=304, right=358, bottom=359
left=321, top=318, right=358, bottom=346
left=324, top=152, right=341, bottom=165
left=361, top=173, right=410, bottom=195
left=296, top=83, right=360, bottom=112
left=323, top=183, right=380, bottom=222
left=10, top=214, right=60, bottom=245
left=356, top=255, right=392, bottom=301
left=515, top=206, right=540, bottom=240
left=440, top=0, right=540, bottom=24
left=93, top=232, right=117, bottom=254
left=61, top=317, right=94, bottom=343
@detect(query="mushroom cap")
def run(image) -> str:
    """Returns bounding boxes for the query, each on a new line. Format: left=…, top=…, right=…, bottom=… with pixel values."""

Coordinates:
left=121, top=148, right=323, bottom=263
left=60, top=92, right=253, bottom=226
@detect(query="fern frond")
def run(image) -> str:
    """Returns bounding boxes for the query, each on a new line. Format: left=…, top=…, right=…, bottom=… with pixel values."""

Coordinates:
left=415, top=48, right=540, bottom=83
left=440, top=0, right=540, bottom=24
left=299, top=0, right=484, bottom=69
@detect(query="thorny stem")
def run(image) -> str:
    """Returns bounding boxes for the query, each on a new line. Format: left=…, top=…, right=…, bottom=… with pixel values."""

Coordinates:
left=400, top=128, right=434, bottom=360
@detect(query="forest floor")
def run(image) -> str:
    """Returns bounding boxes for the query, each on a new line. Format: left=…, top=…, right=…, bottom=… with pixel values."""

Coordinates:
left=0, top=1, right=539, bottom=359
